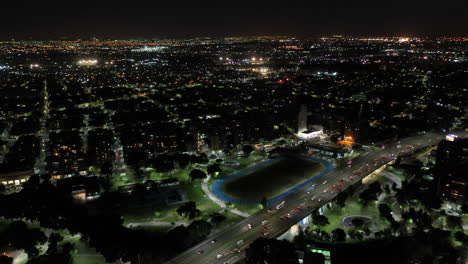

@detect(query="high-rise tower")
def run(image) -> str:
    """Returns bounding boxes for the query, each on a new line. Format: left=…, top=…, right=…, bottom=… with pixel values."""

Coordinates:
left=298, top=105, right=310, bottom=134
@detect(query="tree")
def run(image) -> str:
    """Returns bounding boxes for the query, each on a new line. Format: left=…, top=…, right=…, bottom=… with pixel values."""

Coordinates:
left=242, top=145, right=255, bottom=156
left=209, top=212, right=226, bottom=226
left=378, top=203, right=395, bottom=223
left=207, top=163, right=222, bottom=176
left=261, top=197, right=268, bottom=209
left=461, top=203, right=468, bottom=214
left=174, top=153, right=191, bottom=169
left=0, top=183, right=5, bottom=194
left=331, top=228, right=346, bottom=242
left=189, top=169, right=206, bottom=182
left=446, top=216, right=462, bottom=229
left=454, top=231, right=468, bottom=243
left=312, top=212, right=329, bottom=227
left=188, top=220, right=212, bottom=240
left=46, top=232, right=64, bottom=254
left=4, top=221, right=47, bottom=257
left=176, top=202, right=201, bottom=220
left=359, top=182, right=381, bottom=206
left=335, top=191, right=348, bottom=207
left=347, top=229, right=363, bottom=240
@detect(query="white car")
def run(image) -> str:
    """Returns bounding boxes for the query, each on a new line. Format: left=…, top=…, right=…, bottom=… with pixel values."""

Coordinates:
left=216, top=254, right=223, bottom=259
left=322, top=180, right=328, bottom=184
left=275, top=201, right=285, bottom=210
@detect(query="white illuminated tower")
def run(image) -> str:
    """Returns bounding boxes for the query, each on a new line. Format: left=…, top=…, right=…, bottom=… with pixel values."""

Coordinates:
left=297, top=105, right=310, bottom=133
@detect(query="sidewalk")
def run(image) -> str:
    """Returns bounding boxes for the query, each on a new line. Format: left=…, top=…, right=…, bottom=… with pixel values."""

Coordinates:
left=202, top=175, right=250, bottom=218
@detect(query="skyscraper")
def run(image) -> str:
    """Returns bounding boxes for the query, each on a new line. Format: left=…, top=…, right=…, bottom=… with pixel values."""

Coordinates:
left=435, top=135, right=468, bottom=205
left=297, top=105, right=310, bottom=134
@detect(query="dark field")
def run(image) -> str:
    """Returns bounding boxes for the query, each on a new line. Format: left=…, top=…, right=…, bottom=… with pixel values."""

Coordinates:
left=222, top=156, right=325, bottom=201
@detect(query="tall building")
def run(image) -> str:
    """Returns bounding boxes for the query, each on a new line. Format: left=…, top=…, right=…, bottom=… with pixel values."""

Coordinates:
left=435, top=135, right=468, bottom=205
left=298, top=105, right=310, bottom=134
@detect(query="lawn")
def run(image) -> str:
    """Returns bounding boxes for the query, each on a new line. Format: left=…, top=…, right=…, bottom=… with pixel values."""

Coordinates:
left=122, top=182, right=221, bottom=225
left=63, top=236, right=107, bottom=264
left=322, top=197, right=390, bottom=233
left=222, top=156, right=325, bottom=201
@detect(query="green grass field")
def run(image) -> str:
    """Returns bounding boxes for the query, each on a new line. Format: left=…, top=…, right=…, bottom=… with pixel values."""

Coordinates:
left=322, top=197, right=390, bottom=233
left=223, top=156, right=325, bottom=201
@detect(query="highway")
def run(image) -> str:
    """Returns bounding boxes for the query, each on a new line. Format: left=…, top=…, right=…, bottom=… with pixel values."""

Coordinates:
left=164, top=132, right=445, bottom=264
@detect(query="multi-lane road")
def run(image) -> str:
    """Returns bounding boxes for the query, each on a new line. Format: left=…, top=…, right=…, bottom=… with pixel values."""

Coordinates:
left=165, top=132, right=447, bottom=264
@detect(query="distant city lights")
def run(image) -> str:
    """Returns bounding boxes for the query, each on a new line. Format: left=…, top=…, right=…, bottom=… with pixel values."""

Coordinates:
left=77, top=59, right=98, bottom=66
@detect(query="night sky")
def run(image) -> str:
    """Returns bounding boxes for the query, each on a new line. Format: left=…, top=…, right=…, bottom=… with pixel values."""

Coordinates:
left=2, top=0, right=467, bottom=39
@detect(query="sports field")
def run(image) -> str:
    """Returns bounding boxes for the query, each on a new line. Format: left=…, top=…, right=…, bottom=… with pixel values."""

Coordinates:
left=222, top=156, right=325, bottom=202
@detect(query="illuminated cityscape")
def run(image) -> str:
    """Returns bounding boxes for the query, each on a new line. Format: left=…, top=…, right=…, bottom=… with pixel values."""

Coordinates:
left=0, top=2, right=467, bottom=264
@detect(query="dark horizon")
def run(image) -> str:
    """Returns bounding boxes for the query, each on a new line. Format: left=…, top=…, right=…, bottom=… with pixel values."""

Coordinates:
left=2, top=0, right=468, bottom=40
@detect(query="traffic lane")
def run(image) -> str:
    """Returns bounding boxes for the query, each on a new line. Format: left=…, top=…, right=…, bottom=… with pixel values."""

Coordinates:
left=172, top=204, right=296, bottom=264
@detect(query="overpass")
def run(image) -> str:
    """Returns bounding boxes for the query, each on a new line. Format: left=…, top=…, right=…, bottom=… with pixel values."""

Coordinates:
left=164, top=132, right=445, bottom=264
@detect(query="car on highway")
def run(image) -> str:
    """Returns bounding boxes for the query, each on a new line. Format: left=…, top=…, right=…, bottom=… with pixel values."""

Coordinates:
left=237, top=240, right=244, bottom=246
left=247, top=223, right=253, bottom=229
left=216, top=254, right=223, bottom=259
left=211, top=240, right=216, bottom=244
left=322, top=180, right=328, bottom=184
left=261, top=232, right=270, bottom=236
left=297, top=205, right=303, bottom=210
left=261, top=220, right=269, bottom=225
left=275, top=201, right=285, bottom=210
left=196, top=250, right=204, bottom=255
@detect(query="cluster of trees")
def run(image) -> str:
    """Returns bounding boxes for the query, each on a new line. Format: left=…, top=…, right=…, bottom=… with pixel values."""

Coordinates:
left=189, top=163, right=223, bottom=182
left=311, top=211, right=330, bottom=227
left=358, top=182, right=382, bottom=206
left=130, top=152, right=210, bottom=179
left=301, top=227, right=346, bottom=243
left=0, top=175, right=213, bottom=263
left=0, top=221, right=74, bottom=264
left=176, top=201, right=201, bottom=219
